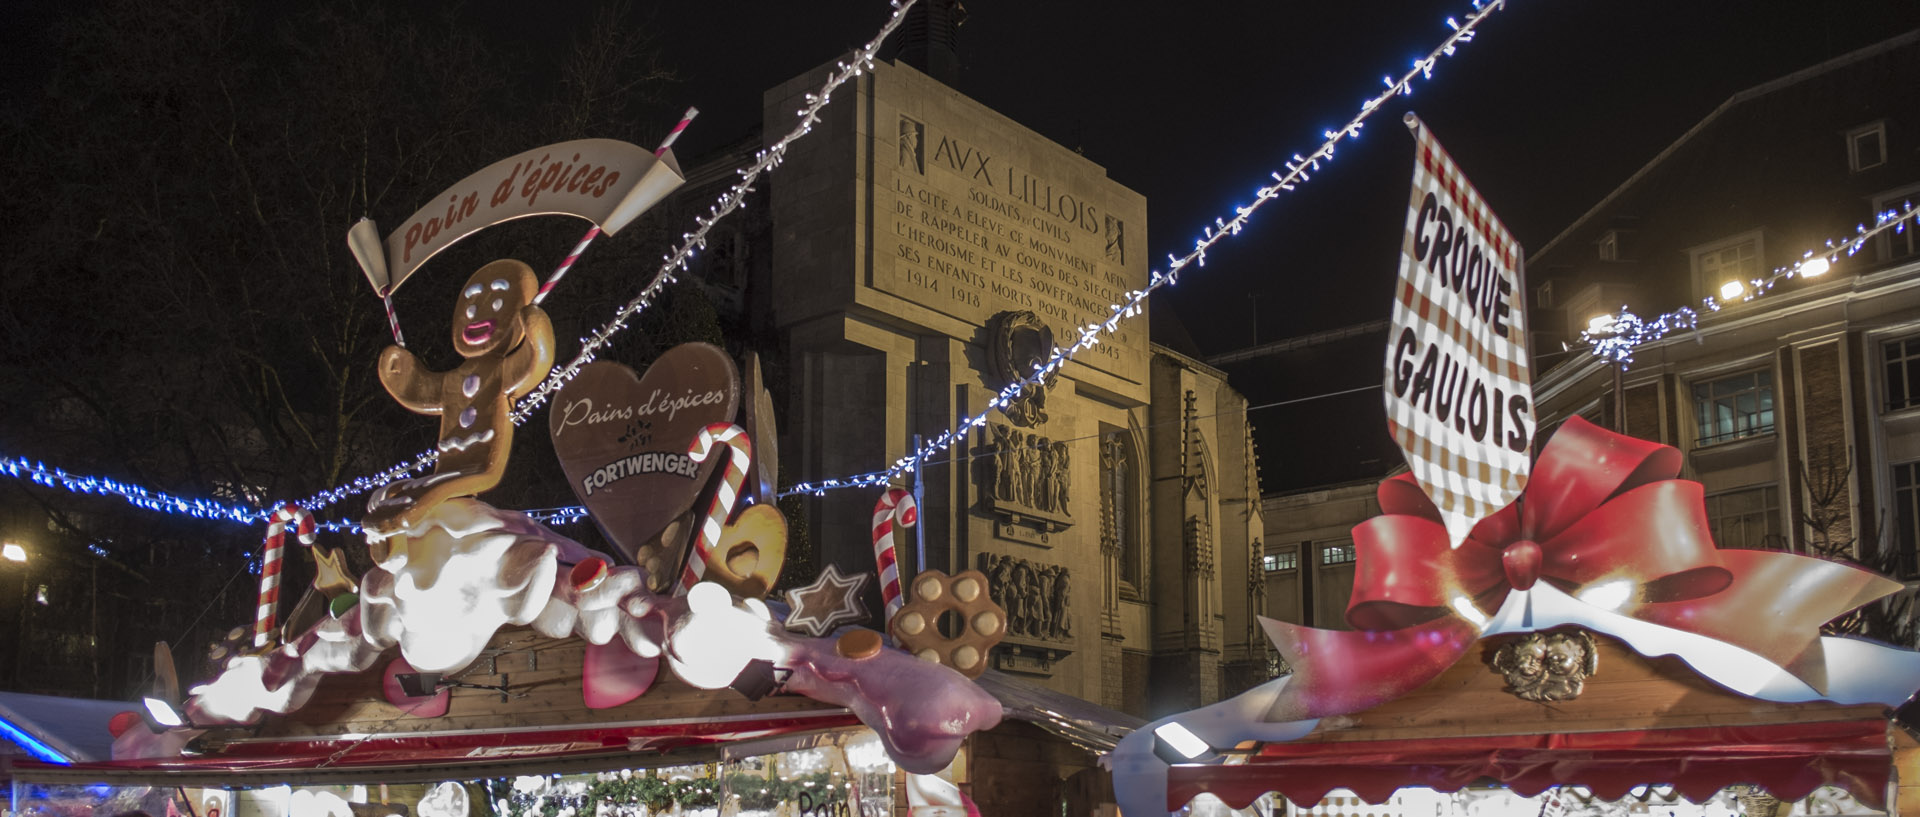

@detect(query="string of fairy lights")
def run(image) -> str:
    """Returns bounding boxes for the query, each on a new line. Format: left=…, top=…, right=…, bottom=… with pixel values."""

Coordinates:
left=0, top=0, right=1505, bottom=528
left=1582, top=201, right=1917, bottom=367
left=8, top=0, right=1906, bottom=544
left=778, top=0, right=1509, bottom=497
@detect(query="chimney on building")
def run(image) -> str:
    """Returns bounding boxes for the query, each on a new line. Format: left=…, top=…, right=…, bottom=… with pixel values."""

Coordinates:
left=892, top=0, right=966, bottom=87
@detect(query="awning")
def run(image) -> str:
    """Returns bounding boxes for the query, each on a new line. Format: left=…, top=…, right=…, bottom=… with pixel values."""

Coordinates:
left=976, top=670, right=1143, bottom=753
left=1167, top=719, right=1893, bottom=810
left=0, top=691, right=138, bottom=764
left=9, top=709, right=862, bottom=787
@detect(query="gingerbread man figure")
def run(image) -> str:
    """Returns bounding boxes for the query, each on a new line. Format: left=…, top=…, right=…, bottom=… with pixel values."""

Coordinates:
left=365, top=259, right=554, bottom=534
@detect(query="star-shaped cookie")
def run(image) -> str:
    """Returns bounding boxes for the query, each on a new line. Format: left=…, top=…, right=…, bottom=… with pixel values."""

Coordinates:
left=784, top=564, right=869, bottom=637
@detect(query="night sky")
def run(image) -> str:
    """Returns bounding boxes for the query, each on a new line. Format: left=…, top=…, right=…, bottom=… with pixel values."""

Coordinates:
left=9, top=0, right=1920, bottom=494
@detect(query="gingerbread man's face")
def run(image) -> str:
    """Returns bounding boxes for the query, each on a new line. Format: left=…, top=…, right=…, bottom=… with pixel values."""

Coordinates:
left=452, top=265, right=536, bottom=358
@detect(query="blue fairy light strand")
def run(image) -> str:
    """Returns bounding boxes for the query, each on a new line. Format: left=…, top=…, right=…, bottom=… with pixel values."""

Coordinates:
left=1582, top=202, right=1917, bottom=368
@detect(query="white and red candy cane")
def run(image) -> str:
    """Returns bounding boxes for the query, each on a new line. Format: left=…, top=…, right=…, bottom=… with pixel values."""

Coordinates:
left=254, top=503, right=316, bottom=648
left=871, top=488, right=917, bottom=624
left=533, top=226, right=601, bottom=306
left=655, top=107, right=698, bottom=156
left=679, top=422, right=752, bottom=594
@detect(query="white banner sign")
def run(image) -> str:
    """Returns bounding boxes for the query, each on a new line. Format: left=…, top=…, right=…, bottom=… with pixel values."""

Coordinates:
left=351, top=138, right=685, bottom=295
left=1384, top=115, right=1534, bottom=547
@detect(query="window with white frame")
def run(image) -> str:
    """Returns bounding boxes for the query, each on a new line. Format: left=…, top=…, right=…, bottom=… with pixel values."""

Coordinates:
left=1692, top=369, right=1775, bottom=445
left=1262, top=549, right=1298, bottom=573
left=1597, top=231, right=1619, bottom=262
left=1318, top=541, right=1355, bottom=566
left=1848, top=121, right=1887, bottom=173
left=1885, top=336, right=1920, bottom=412
left=1690, top=232, right=1764, bottom=303
left=1892, top=462, right=1920, bottom=576
left=1873, top=184, right=1920, bottom=264
left=1704, top=484, right=1781, bottom=550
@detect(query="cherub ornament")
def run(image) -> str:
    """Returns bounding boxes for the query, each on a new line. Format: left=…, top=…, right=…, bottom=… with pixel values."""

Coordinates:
left=365, top=259, right=555, bottom=534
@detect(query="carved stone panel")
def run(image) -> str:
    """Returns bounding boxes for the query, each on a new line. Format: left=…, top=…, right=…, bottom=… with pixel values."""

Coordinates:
left=986, top=422, right=1073, bottom=538
left=988, top=311, right=1055, bottom=428
left=978, top=552, right=1072, bottom=642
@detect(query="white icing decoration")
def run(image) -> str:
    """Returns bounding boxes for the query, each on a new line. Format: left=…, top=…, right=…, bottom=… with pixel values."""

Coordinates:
left=462, top=374, right=480, bottom=398
left=459, top=406, right=477, bottom=428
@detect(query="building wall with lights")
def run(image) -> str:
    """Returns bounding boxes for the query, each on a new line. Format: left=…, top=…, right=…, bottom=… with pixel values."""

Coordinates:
left=1529, top=31, right=1920, bottom=592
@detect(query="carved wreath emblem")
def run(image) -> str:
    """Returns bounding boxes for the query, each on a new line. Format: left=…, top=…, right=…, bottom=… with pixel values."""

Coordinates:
left=1490, top=629, right=1598, bottom=702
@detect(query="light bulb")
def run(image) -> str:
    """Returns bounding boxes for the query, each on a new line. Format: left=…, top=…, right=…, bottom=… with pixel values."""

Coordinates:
left=1719, top=280, right=1745, bottom=300
left=1800, top=257, right=1831, bottom=277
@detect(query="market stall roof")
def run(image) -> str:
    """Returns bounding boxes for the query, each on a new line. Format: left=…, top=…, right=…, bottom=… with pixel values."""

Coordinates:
left=977, top=669, right=1143, bottom=753
left=1161, top=634, right=1911, bottom=811
left=0, top=691, right=135, bottom=765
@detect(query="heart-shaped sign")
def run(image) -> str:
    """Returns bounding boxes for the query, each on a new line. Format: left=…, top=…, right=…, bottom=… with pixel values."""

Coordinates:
left=550, top=345, right=740, bottom=563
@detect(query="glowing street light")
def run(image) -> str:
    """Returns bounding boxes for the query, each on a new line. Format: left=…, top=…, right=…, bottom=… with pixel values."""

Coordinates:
left=1586, top=314, right=1617, bottom=335
left=1800, top=257, right=1832, bottom=277
left=1719, top=280, right=1746, bottom=300
left=1, top=543, right=24, bottom=563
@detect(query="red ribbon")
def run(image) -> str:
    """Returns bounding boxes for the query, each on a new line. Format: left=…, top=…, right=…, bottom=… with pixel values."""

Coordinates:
left=1261, top=416, right=1900, bottom=723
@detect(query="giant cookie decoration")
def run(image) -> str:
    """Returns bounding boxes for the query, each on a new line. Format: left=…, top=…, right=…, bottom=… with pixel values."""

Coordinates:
left=551, top=345, right=740, bottom=564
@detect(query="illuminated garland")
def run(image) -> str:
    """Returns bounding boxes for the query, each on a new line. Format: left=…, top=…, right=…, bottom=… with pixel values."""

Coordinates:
left=780, top=0, right=1508, bottom=497
left=0, top=454, right=260, bottom=524
left=1582, top=202, right=1918, bottom=367
left=290, top=0, right=923, bottom=515
left=2, top=0, right=1501, bottom=520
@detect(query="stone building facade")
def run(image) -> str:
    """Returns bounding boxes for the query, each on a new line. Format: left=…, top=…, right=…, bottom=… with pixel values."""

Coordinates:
left=1527, top=32, right=1920, bottom=580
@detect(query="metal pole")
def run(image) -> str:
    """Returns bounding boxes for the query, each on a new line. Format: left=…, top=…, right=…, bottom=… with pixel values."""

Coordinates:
left=1612, top=360, right=1626, bottom=433
left=912, top=433, right=927, bottom=579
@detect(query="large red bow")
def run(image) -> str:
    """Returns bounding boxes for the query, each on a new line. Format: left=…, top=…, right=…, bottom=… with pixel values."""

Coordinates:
left=1260, top=417, right=1898, bottom=723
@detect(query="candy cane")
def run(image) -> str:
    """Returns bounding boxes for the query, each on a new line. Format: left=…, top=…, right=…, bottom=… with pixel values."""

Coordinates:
left=655, top=107, right=699, bottom=156
left=871, top=488, right=917, bottom=624
left=255, top=503, right=316, bottom=647
left=680, top=423, right=752, bottom=594
left=533, top=226, right=601, bottom=306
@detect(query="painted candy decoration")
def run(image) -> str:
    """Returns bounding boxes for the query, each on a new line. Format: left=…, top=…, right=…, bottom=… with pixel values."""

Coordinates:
left=871, top=488, right=917, bottom=624
left=255, top=504, right=315, bottom=648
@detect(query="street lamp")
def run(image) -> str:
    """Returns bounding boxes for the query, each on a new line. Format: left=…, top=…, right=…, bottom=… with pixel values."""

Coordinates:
left=2, top=543, right=25, bottom=563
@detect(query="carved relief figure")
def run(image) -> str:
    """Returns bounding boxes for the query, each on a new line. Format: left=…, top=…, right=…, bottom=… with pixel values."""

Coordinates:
left=1016, top=434, right=1041, bottom=508
left=1049, top=565, right=1073, bottom=639
left=1045, top=441, right=1070, bottom=516
left=1491, top=629, right=1599, bottom=702
left=978, top=553, right=1072, bottom=642
left=992, top=424, right=1017, bottom=501
left=898, top=116, right=924, bottom=174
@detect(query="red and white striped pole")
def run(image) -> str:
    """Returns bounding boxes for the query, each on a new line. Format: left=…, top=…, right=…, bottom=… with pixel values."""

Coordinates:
left=871, top=488, right=916, bottom=624
left=679, top=422, right=752, bottom=594
left=533, top=225, right=601, bottom=306
left=380, top=291, right=406, bottom=348
left=254, top=503, right=316, bottom=648
left=656, top=107, right=698, bottom=156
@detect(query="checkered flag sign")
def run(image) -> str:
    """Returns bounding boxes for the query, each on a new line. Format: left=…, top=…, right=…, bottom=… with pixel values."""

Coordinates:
left=1385, top=115, right=1534, bottom=548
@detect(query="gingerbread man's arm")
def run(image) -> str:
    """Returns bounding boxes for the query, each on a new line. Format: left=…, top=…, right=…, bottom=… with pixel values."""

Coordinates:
left=504, top=305, right=556, bottom=399
left=378, top=345, right=444, bottom=415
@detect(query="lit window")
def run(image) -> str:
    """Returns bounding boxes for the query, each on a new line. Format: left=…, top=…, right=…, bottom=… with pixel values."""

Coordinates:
left=1885, top=337, right=1920, bottom=412
left=1704, top=485, right=1781, bottom=550
left=1693, top=237, right=1762, bottom=302
left=1893, top=462, right=1920, bottom=576
left=1692, top=369, right=1774, bottom=445
left=1263, top=550, right=1297, bottom=572
left=1848, top=122, right=1887, bottom=173
left=1319, top=542, right=1355, bottom=566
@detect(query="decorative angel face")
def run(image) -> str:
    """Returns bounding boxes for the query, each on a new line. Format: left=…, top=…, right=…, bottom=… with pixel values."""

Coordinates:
left=452, top=264, right=535, bottom=357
